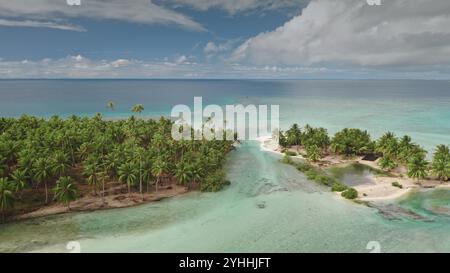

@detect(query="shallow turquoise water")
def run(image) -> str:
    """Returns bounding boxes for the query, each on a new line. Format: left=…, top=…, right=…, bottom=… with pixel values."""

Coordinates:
left=0, top=80, right=450, bottom=252
left=1, top=142, right=450, bottom=253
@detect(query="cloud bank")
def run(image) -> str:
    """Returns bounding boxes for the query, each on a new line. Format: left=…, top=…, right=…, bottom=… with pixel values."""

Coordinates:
left=0, top=0, right=204, bottom=31
left=233, top=0, right=450, bottom=69
left=160, top=0, right=309, bottom=15
left=0, top=55, right=351, bottom=79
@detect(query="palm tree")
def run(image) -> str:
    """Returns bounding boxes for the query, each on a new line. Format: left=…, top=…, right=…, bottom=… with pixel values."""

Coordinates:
left=53, top=176, right=78, bottom=210
left=10, top=169, right=28, bottom=199
left=189, top=162, right=203, bottom=189
left=107, top=101, right=116, bottom=112
left=306, top=145, right=321, bottom=162
left=0, top=156, right=7, bottom=177
left=52, top=151, right=71, bottom=177
left=118, top=162, right=138, bottom=196
left=286, top=123, right=301, bottom=147
left=33, top=158, right=53, bottom=204
left=431, top=145, right=450, bottom=182
left=131, top=104, right=144, bottom=117
left=407, top=155, right=428, bottom=184
left=378, top=155, right=397, bottom=171
left=151, top=158, right=168, bottom=195
left=0, top=178, right=14, bottom=222
left=376, top=132, right=398, bottom=157
left=175, top=161, right=191, bottom=186
left=83, top=162, right=102, bottom=195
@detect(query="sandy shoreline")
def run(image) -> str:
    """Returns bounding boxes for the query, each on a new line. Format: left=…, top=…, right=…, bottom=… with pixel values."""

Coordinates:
left=257, top=135, right=447, bottom=202
left=12, top=184, right=188, bottom=222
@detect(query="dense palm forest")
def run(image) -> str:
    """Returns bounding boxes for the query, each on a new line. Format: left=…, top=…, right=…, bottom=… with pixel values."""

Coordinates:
left=0, top=107, right=234, bottom=221
left=279, top=124, right=450, bottom=183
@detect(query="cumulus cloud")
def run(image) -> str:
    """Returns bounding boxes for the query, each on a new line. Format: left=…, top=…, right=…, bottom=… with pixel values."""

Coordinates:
left=0, top=0, right=204, bottom=31
left=204, top=41, right=230, bottom=54
left=232, top=0, right=450, bottom=69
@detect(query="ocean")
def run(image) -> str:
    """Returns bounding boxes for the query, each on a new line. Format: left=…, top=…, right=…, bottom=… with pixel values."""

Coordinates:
left=0, top=79, right=449, bottom=252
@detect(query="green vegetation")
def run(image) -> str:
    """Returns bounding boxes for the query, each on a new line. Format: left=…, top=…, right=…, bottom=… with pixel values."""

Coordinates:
left=305, top=145, right=321, bottom=162
left=0, top=178, right=14, bottom=221
left=392, top=181, right=403, bottom=189
left=341, top=188, right=358, bottom=200
left=280, top=123, right=449, bottom=185
left=53, top=176, right=77, bottom=209
left=331, top=128, right=373, bottom=156
left=407, top=155, right=428, bottom=184
left=378, top=155, right=397, bottom=171
left=430, top=145, right=450, bottom=182
left=284, top=150, right=297, bottom=156
left=283, top=159, right=340, bottom=187
left=331, top=182, right=348, bottom=192
left=0, top=106, right=234, bottom=221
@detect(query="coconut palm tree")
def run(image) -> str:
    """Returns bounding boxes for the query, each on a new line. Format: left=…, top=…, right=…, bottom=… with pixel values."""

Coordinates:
left=376, top=132, right=398, bottom=157
left=378, top=155, right=397, bottom=171
left=10, top=169, right=28, bottom=198
left=407, top=155, right=428, bottom=184
left=0, top=156, right=7, bottom=177
left=51, top=151, right=71, bottom=177
left=118, top=162, right=138, bottom=196
left=175, top=161, right=191, bottom=186
left=53, top=176, right=78, bottom=210
left=0, top=178, right=14, bottom=222
left=83, top=162, right=102, bottom=195
left=430, top=145, right=450, bottom=182
left=286, top=123, right=302, bottom=147
left=107, top=101, right=116, bottom=111
left=151, top=158, right=168, bottom=195
left=33, top=158, right=53, bottom=204
left=189, top=162, right=203, bottom=189
left=306, top=145, right=321, bottom=162
left=131, top=104, right=144, bottom=116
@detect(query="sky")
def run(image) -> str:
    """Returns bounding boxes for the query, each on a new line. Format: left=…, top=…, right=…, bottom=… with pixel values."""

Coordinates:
left=1, top=0, right=450, bottom=79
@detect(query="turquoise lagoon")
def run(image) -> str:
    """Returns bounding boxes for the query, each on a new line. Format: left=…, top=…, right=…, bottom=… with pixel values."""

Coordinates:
left=0, top=79, right=450, bottom=252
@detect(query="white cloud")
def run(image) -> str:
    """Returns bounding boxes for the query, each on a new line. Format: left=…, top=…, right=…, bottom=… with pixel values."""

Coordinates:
left=0, top=0, right=204, bottom=31
left=161, top=0, right=309, bottom=15
left=175, top=55, right=188, bottom=64
left=0, top=18, right=86, bottom=31
left=232, top=0, right=450, bottom=69
left=204, top=41, right=230, bottom=54
left=0, top=54, right=361, bottom=79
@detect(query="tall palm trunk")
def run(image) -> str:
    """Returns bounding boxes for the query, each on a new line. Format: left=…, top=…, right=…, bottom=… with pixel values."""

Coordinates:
left=102, top=166, right=106, bottom=204
left=139, top=155, right=143, bottom=200
left=102, top=180, right=105, bottom=204
left=156, top=176, right=160, bottom=196
left=44, top=181, right=48, bottom=204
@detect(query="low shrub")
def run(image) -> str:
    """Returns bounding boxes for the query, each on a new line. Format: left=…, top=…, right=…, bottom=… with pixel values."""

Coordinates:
left=295, top=162, right=313, bottom=172
left=282, top=154, right=293, bottom=164
left=200, top=170, right=228, bottom=192
left=341, top=188, right=358, bottom=199
left=392, top=181, right=403, bottom=189
left=284, top=151, right=297, bottom=156
left=332, top=182, right=348, bottom=192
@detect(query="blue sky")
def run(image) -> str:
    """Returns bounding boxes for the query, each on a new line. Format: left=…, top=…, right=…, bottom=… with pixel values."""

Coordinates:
left=1, top=0, right=450, bottom=79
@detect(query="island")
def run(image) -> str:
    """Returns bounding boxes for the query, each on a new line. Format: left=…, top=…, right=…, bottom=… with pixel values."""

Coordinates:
left=0, top=104, right=234, bottom=223
left=260, top=124, right=450, bottom=202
